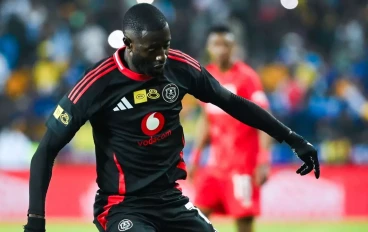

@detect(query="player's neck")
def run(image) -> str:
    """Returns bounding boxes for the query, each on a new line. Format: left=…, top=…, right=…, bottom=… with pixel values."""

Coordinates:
left=216, top=60, right=233, bottom=73
left=123, top=49, right=140, bottom=74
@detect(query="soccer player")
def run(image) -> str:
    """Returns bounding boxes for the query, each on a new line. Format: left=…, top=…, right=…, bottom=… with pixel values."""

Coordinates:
left=188, top=25, right=272, bottom=232
left=24, top=3, right=320, bottom=232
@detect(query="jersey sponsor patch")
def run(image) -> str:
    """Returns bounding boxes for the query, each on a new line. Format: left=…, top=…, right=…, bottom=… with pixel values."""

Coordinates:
left=118, top=219, right=133, bottom=231
left=138, top=112, right=172, bottom=146
left=147, top=89, right=160, bottom=99
left=53, top=105, right=72, bottom=126
left=141, top=112, right=165, bottom=136
left=113, top=97, right=133, bottom=111
left=133, top=89, right=147, bottom=104
left=133, top=89, right=160, bottom=104
left=162, top=83, right=179, bottom=103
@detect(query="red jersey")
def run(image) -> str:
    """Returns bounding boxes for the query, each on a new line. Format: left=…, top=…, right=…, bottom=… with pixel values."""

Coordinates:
left=204, top=61, right=269, bottom=174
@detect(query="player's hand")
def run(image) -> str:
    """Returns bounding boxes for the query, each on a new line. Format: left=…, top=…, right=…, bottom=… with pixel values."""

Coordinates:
left=254, top=164, right=269, bottom=186
left=285, top=131, right=320, bottom=179
left=24, top=216, right=45, bottom=232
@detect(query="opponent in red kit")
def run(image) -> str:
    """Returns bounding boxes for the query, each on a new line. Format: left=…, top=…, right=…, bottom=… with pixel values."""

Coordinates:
left=188, top=25, right=273, bottom=232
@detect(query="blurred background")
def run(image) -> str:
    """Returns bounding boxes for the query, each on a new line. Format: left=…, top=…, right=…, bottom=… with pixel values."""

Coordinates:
left=0, top=0, right=368, bottom=231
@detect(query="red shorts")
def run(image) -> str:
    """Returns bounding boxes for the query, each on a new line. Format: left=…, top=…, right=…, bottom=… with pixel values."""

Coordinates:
left=194, top=169, right=260, bottom=218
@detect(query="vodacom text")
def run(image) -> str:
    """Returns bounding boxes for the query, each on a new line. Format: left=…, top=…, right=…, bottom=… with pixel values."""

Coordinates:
left=138, top=130, right=172, bottom=146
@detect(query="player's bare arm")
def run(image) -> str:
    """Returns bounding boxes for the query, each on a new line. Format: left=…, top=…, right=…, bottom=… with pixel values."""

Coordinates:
left=188, top=110, right=210, bottom=181
left=254, top=131, right=273, bottom=186
left=188, top=67, right=320, bottom=179
left=193, top=111, right=211, bottom=153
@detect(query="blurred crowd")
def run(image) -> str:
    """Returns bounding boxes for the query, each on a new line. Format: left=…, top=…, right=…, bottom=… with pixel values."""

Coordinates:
left=0, top=0, right=367, bottom=169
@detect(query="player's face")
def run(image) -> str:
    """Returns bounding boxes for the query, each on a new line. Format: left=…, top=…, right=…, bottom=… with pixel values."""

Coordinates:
left=207, top=32, right=235, bottom=65
left=131, top=24, right=171, bottom=76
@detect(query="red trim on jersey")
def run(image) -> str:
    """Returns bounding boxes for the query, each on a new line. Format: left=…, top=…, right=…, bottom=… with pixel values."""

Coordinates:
left=169, top=49, right=200, bottom=67
left=113, top=46, right=152, bottom=81
left=175, top=183, right=182, bottom=192
left=168, top=50, right=201, bottom=71
left=96, top=154, right=126, bottom=230
left=177, top=161, right=186, bottom=171
left=177, top=136, right=187, bottom=171
left=168, top=49, right=201, bottom=71
left=68, top=58, right=114, bottom=102
left=168, top=55, right=201, bottom=72
left=96, top=195, right=125, bottom=230
left=113, top=153, right=126, bottom=195
left=176, top=151, right=187, bottom=171
left=71, top=65, right=116, bottom=104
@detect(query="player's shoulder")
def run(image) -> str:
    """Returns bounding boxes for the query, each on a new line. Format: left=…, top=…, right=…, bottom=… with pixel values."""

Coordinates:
left=85, top=56, right=117, bottom=75
left=167, top=48, right=202, bottom=73
left=68, top=55, right=117, bottom=104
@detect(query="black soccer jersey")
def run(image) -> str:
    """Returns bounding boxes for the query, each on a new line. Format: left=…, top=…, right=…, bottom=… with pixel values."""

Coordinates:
left=46, top=47, right=232, bottom=195
left=28, top=47, right=291, bottom=220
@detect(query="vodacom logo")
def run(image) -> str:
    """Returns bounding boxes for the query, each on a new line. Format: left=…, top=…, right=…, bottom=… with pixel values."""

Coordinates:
left=141, top=112, right=165, bottom=136
left=139, top=112, right=171, bottom=146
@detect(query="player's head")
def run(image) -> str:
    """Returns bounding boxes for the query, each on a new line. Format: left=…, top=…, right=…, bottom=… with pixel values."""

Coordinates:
left=206, top=25, right=235, bottom=67
left=122, top=3, right=171, bottom=76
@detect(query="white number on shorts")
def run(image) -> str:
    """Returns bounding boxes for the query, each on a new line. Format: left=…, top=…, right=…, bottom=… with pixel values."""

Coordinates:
left=232, top=174, right=252, bottom=207
left=185, top=202, right=211, bottom=224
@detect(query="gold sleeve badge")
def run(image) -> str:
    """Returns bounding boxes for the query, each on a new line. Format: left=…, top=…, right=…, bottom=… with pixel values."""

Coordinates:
left=53, top=105, right=71, bottom=126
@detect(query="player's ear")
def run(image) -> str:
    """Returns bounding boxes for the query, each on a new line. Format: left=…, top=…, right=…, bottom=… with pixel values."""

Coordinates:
left=123, top=37, right=132, bottom=49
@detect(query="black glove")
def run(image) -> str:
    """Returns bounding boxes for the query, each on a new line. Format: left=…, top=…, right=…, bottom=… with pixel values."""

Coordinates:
left=24, top=216, right=45, bottom=232
left=285, top=131, right=320, bottom=179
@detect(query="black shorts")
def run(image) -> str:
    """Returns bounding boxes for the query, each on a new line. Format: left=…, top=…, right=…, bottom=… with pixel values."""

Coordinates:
left=93, top=187, right=217, bottom=232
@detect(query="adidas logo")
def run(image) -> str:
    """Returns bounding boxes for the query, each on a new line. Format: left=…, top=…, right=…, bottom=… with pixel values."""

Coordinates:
left=113, top=97, right=133, bottom=111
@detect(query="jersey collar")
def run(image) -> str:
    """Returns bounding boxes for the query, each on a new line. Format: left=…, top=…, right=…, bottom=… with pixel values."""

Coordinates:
left=113, top=46, right=152, bottom=81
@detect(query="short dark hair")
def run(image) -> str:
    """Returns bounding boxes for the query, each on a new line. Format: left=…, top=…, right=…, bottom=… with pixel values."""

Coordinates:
left=123, top=3, right=168, bottom=35
left=207, top=24, right=232, bottom=36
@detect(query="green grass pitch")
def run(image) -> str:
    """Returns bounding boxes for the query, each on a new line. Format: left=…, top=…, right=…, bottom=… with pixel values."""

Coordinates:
left=2, top=220, right=368, bottom=232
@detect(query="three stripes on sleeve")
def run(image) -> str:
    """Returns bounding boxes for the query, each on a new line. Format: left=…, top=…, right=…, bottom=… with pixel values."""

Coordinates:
left=68, top=57, right=117, bottom=104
